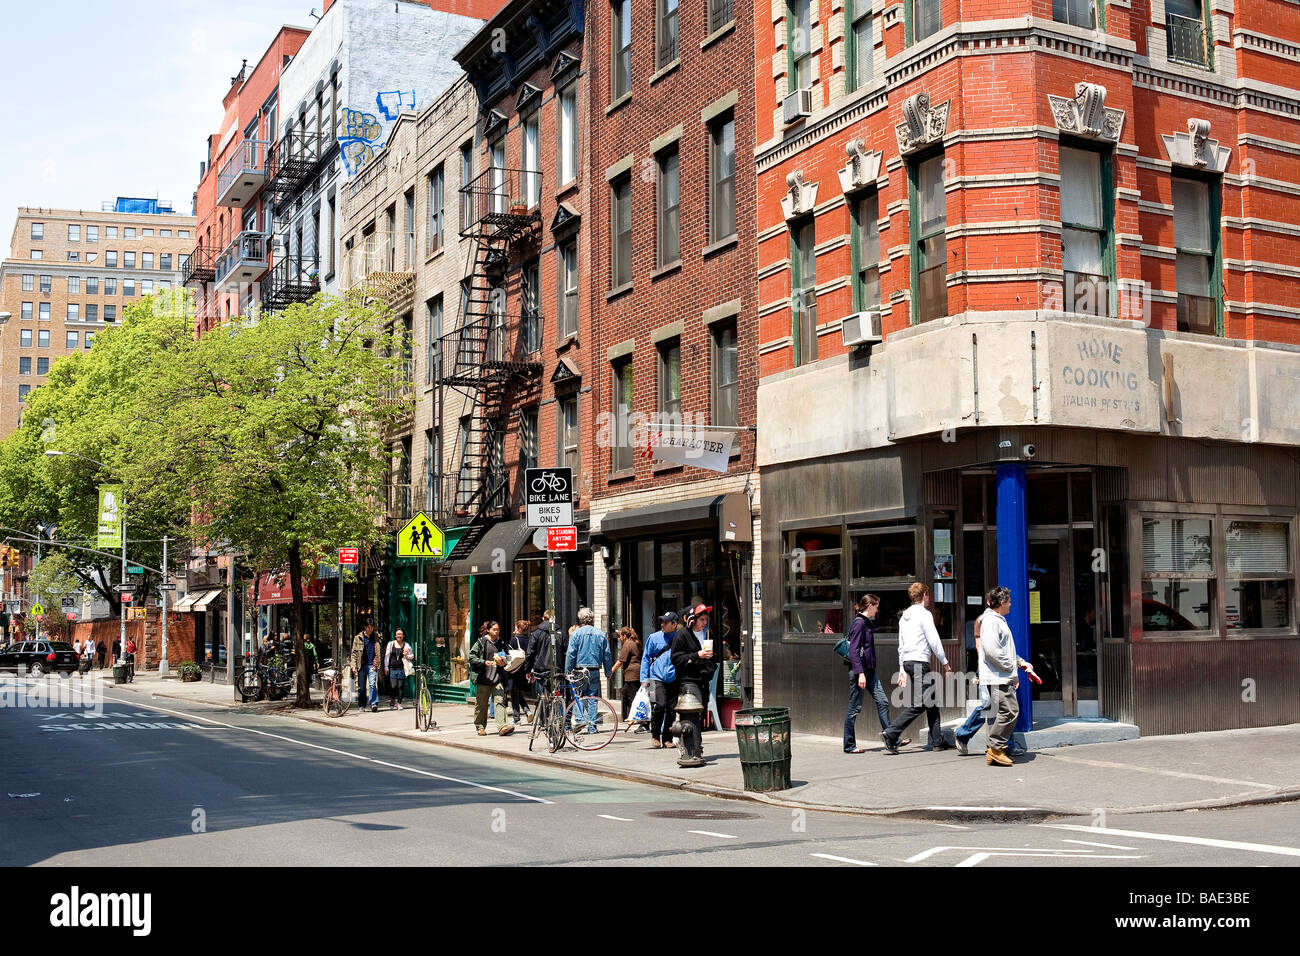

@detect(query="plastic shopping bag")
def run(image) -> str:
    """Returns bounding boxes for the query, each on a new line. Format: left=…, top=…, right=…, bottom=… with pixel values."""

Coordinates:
left=629, top=683, right=652, bottom=723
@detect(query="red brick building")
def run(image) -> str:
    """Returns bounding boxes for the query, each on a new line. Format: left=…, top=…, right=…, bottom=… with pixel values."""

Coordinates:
left=754, top=1, right=1300, bottom=737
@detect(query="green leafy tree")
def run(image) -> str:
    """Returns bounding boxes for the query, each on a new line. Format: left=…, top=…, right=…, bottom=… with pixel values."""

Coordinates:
left=25, top=551, right=80, bottom=640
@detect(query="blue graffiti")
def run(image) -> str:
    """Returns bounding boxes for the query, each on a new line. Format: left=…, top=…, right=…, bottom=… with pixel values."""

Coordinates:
left=338, top=107, right=383, bottom=175
left=375, top=89, right=416, bottom=121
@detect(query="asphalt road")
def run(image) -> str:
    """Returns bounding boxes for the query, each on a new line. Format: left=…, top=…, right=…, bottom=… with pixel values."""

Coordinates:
left=4, top=676, right=1299, bottom=868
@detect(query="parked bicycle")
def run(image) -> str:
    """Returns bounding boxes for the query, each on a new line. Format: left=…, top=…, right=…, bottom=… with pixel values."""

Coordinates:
left=239, top=637, right=296, bottom=702
left=528, top=671, right=569, bottom=754
left=563, top=668, right=618, bottom=751
left=319, top=658, right=351, bottom=718
left=412, top=664, right=440, bottom=732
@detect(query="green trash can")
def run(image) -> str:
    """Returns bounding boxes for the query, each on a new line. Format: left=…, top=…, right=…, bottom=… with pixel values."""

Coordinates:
left=734, top=707, right=792, bottom=792
left=112, top=664, right=127, bottom=685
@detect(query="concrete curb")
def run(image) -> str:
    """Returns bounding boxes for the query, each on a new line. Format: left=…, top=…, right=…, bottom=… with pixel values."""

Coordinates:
left=118, top=682, right=1300, bottom=822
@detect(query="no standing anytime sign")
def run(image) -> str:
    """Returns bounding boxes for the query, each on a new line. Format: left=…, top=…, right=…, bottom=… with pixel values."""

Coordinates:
left=525, top=468, right=573, bottom=527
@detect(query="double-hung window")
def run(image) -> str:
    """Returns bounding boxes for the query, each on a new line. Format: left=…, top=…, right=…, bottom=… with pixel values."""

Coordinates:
left=709, top=117, right=737, bottom=243
left=558, top=394, right=580, bottom=478
left=612, top=357, right=634, bottom=472
left=711, top=323, right=739, bottom=428
left=523, top=112, right=540, bottom=207
left=404, top=189, right=416, bottom=268
left=68, top=276, right=80, bottom=294
left=791, top=219, right=818, bottom=364
left=908, top=0, right=941, bottom=44
left=1053, top=0, right=1097, bottom=28
left=851, top=190, right=881, bottom=311
left=1166, top=0, right=1211, bottom=68
left=20, top=302, right=32, bottom=319
left=789, top=0, right=813, bottom=91
left=910, top=152, right=947, bottom=323
left=22, top=274, right=33, bottom=292
left=523, top=261, right=541, bottom=353
left=124, top=251, right=136, bottom=269
left=1173, top=176, right=1218, bottom=335
left=68, top=224, right=80, bottom=241
left=557, top=85, right=578, bottom=186
left=657, top=339, right=682, bottom=423
left=559, top=239, right=579, bottom=336
left=426, top=296, right=442, bottom=386
left=611, top=176, right=632, bottom=288
left=612, top=0, right=632, bottom=100
left=657, top=147, right=680, bottom=268
left=657, top=0, right=679, bottom=69
left=1060, top=144, right=1112, bottom=317
left=846, top=0, right=874, bottom=92
left=459, top=142, right=474, bottom=231
left=39, top=275, right=51, bottom=293
left=427, top=167, right=444, bottom=257
left=708, top=0, right=734, bottom=33
left=106, top=251, right=117, bottom=268
left=38, top=303, right=50, bottom=321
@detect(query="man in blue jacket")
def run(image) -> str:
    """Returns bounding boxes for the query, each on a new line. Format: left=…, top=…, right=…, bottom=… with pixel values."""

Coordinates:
left=565, top=607, right=612, bottom=733
left=843, top=594, right=909, bottom=753
left=641, top=611, right=679, bottom=748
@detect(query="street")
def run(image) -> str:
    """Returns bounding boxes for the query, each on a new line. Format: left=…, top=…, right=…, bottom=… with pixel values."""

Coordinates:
left=4, top=678, right=1299, bottom=868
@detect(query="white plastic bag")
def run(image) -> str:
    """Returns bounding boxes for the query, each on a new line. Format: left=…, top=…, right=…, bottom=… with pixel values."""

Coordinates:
left=629, top=683, right=652, bottom=723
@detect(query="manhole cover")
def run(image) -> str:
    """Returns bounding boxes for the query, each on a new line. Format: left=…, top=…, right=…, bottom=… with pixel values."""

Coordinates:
left=646, top=809, right=761, bottom=821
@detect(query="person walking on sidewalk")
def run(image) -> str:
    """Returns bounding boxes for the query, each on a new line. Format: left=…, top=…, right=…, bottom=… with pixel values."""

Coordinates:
left=612, top=626, right=643, bottom=721
left=351, top=621, right=381, bottom=712
left=507, top=620, right=532, bottom=724
left=524, top=610, right=566, bottom=699
left=565, top=608, right=612, bottom=733
left=96, top=637, right=106, bottom=669
left=980, top=586, right=1037, bottom=766
left=881, top=582, right=952, bottom=754
left=470, top=621, right=514, bottom=737
left=843, top=594, right=909, bottom=753
left=384, top=629, right=413, bottom=710
left=642, top=612, right=679, bottom=749
left=670, top=607, right=716, bottom=765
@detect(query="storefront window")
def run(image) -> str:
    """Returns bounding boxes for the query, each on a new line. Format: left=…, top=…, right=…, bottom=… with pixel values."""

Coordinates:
left=785, top=526, right=844, bottom=636
left=1141, top=515, right=1214, bottom=631
left=1226, top=520, right=1291, bottom=630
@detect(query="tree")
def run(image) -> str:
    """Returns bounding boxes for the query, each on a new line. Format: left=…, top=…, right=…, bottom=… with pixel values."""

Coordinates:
left=25, top=551, right=80, bottom=640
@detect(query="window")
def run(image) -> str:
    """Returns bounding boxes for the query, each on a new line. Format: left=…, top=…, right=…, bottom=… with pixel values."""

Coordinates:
left=785, top=526, right=845, bottom=636
left=123, top=279, right=136, bottom=297
left=86, top=253, right=97, bottom=263
left=19, top=357, right=30, bottom=375
left=559, top=238, right=579, bottom=336
left=846, top=0, right=874, bottom=92
left=425, top=428, right=438, bottom=513
left=426, top=296, right=441, bottom=386
left=20, top=330, right=32, bottom=347
left=106, top=251, right=118, bottom=267
left=520, top=406, right=539, bottom=474
left=105, top=278, right=117, bottom=295
left=611, top=176, right=632, bottom=287
left=558, top=393, right=580, bottom=477
left=426, top=168, right=444, bottom=255
left=38, top=330, right=49, bottom=348
left=658, top=339, right=682, bottom=421
left=31, top=222, right=44, bottom=240
left=160, top=229, right=171, bottom=237
left=612, top=357, right=634, bottom=472
left=124, top=251, right=136, bottom=268
left=36, top=356, right=48, bottom=375
left=489, top=138, right=506, bottom=215
left=142, top=252, right=154, bottom=270
left=908, top=0, right=941, bottom=44
left=68, top=224, right=80, bottom=241
left=324, top=197, right=335, bottom=276
left=1060, top=145, right=1111, bottom=317
left=40, top=274, right=51, bottom=293
left=124, top=227, right=136, bottom=239
left=179, top=230, right=189, bottom=239
left=459, top=142, right=474, bottom=231
left=848, top=526, right=919, bottom=631
left=86, top=225, right=98, bottom=242
left=708, top=0, right=733, bottom=34
left=851, top=190, right=881, bottom=311
left=38, top=303, right=50, bottom=321
left=22, top=274, right=33, bottom=292
left=709, top=117, right=737, bottom=243
left=142, top=280, right=153, bottom=295
left=657, top=147, right=680, bottom=267
left=910, top=152, right=947, bottom=323
left=657, top=0, right=679, bottom=69
left=85, top=332, right=94, bottom=349
left=398, top=188, right=412, bottom=269
left=86, top=304, right=98, bottom=322
left=1166, top=0, right=1211, bottom=68
left=29, top=250, right=42, bottom=260
left=20, top=302, right=32, bottom=319
left=68, top=276, right=80, bottom=294
left=789, top=0, right=813, bottom=90
left=159, top=280, right=170, bottom=292
left=711, top=322, right=739, bottom=428
left=1173, top=176, right=1218, bottom=335
left=159, top=253, right=171, bottom=271
left=18, top=385, right=29, bottom=404
left=611, top=0, right=632, bottom=100
left=1226, top=520, right=1292, bottom=630
left=558, top=85, right=578, bottom=186
left=523, top=111, right=541, bottom=207
left=66, top=331, right=78, bottom=349
left=106, top=227, right=118, bottom=238
left=105, top=305, right=116, bottom=322
left=67, top=304, right=79, bottom=321
left=1141, top=516, right=1214, bottom=631
left=67, top=252, right=78, bottom=262
left=84, top=276, right=98, bottom=295
left=1054, top=0, right=1096, bottom=28
left=791, top=218, right=818, bottom=364
left=143, top=228, right=153, bottom=237
left=523, top=260, right=541, bottom=353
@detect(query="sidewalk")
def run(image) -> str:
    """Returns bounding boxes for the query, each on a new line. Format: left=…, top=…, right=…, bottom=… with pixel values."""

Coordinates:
left=113, top=672, right=1300, bottom=820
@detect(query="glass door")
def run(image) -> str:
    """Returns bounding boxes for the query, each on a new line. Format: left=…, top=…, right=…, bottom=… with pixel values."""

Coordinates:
left=1027, top=533, right=1072, bottom=719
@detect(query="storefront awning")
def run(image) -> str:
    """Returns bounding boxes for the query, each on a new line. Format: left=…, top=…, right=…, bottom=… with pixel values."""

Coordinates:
left=173, top=592, right=200, bottom=611
left=444, top=518, right=534, bottom=576
left=175, top=588, right=224, bottom=612
left=599, top=492, right=751, bottom=540
left=254, top=573, right=329, bottom=606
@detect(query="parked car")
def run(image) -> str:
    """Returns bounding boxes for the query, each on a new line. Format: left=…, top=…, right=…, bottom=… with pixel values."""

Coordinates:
left=1142, top=598, right=1199, bottom=632
left=0, top=640, right=80, bottom=676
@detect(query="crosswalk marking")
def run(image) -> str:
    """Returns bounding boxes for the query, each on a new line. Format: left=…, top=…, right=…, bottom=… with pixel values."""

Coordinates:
left=811, top=853, right=876, bottom=866
left=688, top=830, right=738, bottom=840
left=1040, top=823, right=1300, bottom=858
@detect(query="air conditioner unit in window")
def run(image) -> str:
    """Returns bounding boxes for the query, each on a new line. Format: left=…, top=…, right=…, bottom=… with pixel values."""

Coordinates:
left=841, top=310, right=882, bottom=348
left=782, top=88, right=813, bottom=125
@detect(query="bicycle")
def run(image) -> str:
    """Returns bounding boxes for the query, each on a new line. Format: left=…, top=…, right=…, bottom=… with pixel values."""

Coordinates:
left=413, top=664, right=440, bottom=732
left=528, top=672, right=568, bottom=754
left=319, top=659, right=351, bottom=718
left=529, top=473, right=568, bottom=494
left=563, top=668, right=618, bottom=751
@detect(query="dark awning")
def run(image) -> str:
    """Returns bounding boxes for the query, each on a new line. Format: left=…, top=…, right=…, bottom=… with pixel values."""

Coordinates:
left=599, top=492, right=749, bottom=539
left=444, top=518, right=534, bottom=576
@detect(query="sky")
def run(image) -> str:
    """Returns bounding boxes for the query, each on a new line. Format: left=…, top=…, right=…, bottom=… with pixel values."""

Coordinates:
left=0, top=0, right=318, bottom=258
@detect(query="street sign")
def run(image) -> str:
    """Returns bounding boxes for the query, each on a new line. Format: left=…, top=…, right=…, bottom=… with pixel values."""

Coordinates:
left=127, top=565, right=144, bottom=575
left=30, top=603, right=44, bottom=617
left=338, top=547, right=360, bottom=566
left=66, top=612, right=77, bottom=621
left=61, top=597, right=75, bottom=608
left=525, top=467, right=573, bottom=527
left=532, top=528, right=549, bottom=551
left=158, top=584, right=177, bottom=591
left=4, top=601, right=19, bottom=614
left=395, top=512, right=445, bottom=558
left=114, top=584, right=136, bottom=593
left=121, top=592, right=134, bottom=604
left=546, top=526, right=578, bottom=552
left=413, top=582, right=427, bottom=601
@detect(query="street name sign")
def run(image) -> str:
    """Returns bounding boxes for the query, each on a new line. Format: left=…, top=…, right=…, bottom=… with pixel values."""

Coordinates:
left=525, top=468, right=573, bottom=527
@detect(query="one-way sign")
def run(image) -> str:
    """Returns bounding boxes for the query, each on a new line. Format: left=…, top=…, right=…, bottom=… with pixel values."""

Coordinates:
left=526, top=467, right=573, bottom=527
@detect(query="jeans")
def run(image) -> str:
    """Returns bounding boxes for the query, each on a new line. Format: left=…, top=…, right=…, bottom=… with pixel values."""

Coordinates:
left=508, top=676, right=529, bottom=721
left=570, top=669, right=602, bottom=730
left=955, top=684, right=992, bottom=740
left=883, top=661, right=943, bottom=749
left=843, top=668, right=891, bottom=750
left=359, top=667, right=378, bottom=709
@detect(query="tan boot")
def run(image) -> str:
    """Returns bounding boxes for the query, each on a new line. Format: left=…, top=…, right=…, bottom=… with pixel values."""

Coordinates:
left=986, top=746, right=1013, bottom=767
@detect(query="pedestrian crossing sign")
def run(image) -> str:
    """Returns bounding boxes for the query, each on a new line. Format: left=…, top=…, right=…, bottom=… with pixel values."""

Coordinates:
left=396, top=513, right=444, bottom=558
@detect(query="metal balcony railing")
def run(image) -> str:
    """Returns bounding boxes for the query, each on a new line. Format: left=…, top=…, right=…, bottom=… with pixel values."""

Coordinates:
left=213, top=231, right=269, bottom=290
left=386, top=483, right=413, bottom=525
left=439, top=315, right=544, bottom=387
left=180, top=243, right=217, bottom=286
left=459, top=167, right=542, bottom=236
left=216, top=139, right=269, bottom=208
left=260, top=255, right=319, bottom=312
left=1166, top=13, right=1210, bottom=68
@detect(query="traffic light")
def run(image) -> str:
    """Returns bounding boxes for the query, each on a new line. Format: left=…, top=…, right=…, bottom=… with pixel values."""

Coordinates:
left=7, top=548, right=18, bottom=568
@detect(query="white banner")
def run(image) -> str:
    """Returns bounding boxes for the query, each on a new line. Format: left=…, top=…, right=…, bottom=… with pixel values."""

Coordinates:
left=650, top=428, right=735, bottom=473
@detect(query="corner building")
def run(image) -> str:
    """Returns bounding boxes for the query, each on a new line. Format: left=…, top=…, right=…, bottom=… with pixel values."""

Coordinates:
left=755, top=0, right=1300, bottom=735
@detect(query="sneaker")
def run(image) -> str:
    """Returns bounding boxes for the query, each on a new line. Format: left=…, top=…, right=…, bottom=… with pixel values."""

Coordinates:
left=986, top=746, right=1013, bottom=767
left=845, top=747, right=867, bottom=754
left=371, top=705, right=379, bottom=713
left=881, top=733, right=900, bottom=755
left=476, top=728, right=487, bottom=736
left=899, top=737, right=912, bottom=748
left=955, top=733, right=970, bottom=755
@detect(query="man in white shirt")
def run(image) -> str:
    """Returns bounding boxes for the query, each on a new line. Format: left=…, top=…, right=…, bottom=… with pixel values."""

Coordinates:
left=980, top=586, right=1037, bottom=766
left=881, top=582, right=953, bottom=754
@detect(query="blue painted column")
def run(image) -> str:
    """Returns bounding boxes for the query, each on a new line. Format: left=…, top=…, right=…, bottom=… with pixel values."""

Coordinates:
left=995, top=464, right=1033, bottom=732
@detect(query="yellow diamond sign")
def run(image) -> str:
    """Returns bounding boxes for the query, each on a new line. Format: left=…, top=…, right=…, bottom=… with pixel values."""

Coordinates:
left=31, top=603, right=45, bottom=617
left=396, top=512, right=444, bottom=558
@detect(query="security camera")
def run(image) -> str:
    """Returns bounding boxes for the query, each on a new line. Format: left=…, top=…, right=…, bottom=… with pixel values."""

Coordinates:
left=1022, top=443, right=1037, bottom=459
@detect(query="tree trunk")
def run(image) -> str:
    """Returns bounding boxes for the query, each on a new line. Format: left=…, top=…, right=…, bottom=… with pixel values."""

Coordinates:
left=288, top=542, right=311, bottom=707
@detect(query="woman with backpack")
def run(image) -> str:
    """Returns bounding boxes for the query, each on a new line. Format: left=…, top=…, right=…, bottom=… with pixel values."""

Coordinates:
left=842, top=594, right=907, bottom=753
left=384, top=629, right=414, bottom=710
left=506, top=620, right=532, bottom=724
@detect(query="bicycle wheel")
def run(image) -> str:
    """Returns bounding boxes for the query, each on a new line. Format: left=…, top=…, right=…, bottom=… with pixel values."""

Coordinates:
left=565, top=696, right=618, bottom=751
left=546, top=697, right=567, bottom=753
left=416, top=680, right=433, bottom=731
left=528, top=696, right=547, bottom=752
left=323, top=681, right=350, bottom=718
left=238, top=666, right=262, bottom=703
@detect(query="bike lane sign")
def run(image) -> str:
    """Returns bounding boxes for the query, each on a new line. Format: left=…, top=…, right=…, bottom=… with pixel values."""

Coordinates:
left=525, top=468, right=573, bottom=527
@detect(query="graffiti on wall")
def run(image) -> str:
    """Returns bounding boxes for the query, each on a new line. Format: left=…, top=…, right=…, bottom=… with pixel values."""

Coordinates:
left=376, top=89, right=417, bottom=121
left=337, top=91, right=418, bottom=176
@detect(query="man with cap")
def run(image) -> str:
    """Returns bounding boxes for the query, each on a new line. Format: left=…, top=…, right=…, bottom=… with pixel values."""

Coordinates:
left=641, top=611, right=679, bottom=748
left=670, top=604, right=716, bottom=765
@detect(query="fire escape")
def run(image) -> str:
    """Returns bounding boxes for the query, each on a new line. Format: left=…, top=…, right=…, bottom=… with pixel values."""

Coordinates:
left=262, top=128, right=329, bottom=311
left=437, top=166, right=542, bottom=538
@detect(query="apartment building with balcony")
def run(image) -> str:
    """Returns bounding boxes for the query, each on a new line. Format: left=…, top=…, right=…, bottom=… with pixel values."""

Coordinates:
left=0, top=200, right=195, bottom=437
left=581, top=0, right=764, bottom=714
left=753, top=0, right=1300, bottom=736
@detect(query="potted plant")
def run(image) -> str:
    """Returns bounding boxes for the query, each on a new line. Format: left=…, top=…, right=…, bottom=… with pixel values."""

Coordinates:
left=509, top=196, right=528, bottom=215
left=177, top=660, right=202, bottom=682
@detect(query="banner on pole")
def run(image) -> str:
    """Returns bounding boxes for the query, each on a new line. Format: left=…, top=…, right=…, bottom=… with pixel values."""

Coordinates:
left=97, top=484, right=124, bottom=549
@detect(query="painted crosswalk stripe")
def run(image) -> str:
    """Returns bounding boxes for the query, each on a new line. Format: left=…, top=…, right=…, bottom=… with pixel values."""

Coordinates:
left=1040, top=824, right=1300, bottom=858
left=688, top=830, right=738, bottom=840
left=811, top=853, right=876, bottom=866
left=598, top=814, right=634, bottom=822
left=1061, top=838, right=1138, bottom=850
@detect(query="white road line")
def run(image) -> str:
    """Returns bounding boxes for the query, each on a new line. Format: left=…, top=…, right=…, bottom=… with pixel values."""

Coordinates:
left=957, top=851, right=1143, bottom=867
left=906, top=846, right=1096, bottom=863
left=1040, top=824, right=1300, bottom=858
left=1061, top=838, right=1139, bottom=850
left=811, top=853, right=877, bottom=866
left=598, top=814, right=634, bottom=822
left=933, top=823, right=969, bottom=830
left=688, top=830, right=738, bottom=840
left=63, top=686, right=555, bottom=805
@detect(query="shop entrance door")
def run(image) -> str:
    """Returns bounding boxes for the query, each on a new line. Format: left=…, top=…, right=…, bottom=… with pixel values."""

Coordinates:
left=1027, top=532, right=1074, bottom=719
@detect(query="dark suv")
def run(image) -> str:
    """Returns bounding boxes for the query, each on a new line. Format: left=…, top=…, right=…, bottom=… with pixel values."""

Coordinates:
left=0, top=640, right=80, bottom=676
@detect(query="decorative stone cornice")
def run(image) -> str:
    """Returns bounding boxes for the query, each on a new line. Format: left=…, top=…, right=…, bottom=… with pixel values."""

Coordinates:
left=1047, top=82, right=1125, bottom=142
left=895, top=93, right=949, bottom=155
left=838, top=139, right=883, bottom=194
left=1162, top=118, right=1231, bottom=172
left=781, top=170, right=819, bottom=221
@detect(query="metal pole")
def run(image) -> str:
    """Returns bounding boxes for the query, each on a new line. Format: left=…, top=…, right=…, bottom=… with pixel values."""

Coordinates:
left=336, top=565, right=343, bottom=672
left=159, top=535, right=170, bottom=676
left=546, top=549, right=556, bottom=695
left=120, top=521, right=127, bottom=669
left=34, top=537, right=41, bottom=641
